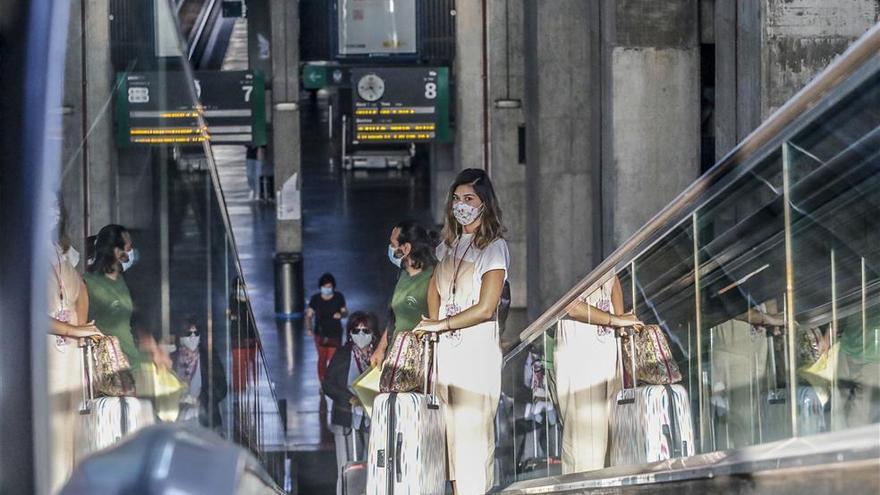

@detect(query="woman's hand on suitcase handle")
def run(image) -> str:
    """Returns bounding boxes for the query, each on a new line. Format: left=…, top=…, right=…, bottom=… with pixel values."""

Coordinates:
left=413, top=315, right=447, bottom=336
left=68, top=320, right=103, bottom=340
left=610, top=313, right=644, bottom=330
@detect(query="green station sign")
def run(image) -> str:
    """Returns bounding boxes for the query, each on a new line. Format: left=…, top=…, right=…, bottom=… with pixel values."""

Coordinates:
left=116, top=70, right=266, bottom=146
left=350, top=67, right=450, bottom=144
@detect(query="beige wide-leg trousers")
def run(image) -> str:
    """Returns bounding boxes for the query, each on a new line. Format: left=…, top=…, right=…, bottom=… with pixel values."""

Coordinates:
left=436, top=323, right=502, bottom=495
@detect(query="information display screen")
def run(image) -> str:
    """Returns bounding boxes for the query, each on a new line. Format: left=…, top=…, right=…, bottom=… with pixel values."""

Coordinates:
left=350, top=67, right=449, bottom=144
left=336, top=0, right=417, bottom=56
left=116, top=71, right=266, bottom=146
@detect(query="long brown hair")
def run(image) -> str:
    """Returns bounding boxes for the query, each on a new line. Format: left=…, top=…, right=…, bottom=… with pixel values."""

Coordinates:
left=440, top=168, right=504, bottom=250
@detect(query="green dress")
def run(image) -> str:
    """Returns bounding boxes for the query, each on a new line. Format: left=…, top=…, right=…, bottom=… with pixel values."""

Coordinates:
left=389, top=266, right=434, bottom=347
left=83, top=271, right=142, bottom=366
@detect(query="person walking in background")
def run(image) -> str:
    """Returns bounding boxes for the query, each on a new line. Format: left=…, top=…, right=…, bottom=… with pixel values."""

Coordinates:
left=415, top=168, right=509, bottom=495
left=370, top=220, right=437, bottom=368
left=323, top=311, right=379, bottom=495
left=306, top=272, right=348, bottom=391
left=245, top=145, right=264, bottom=201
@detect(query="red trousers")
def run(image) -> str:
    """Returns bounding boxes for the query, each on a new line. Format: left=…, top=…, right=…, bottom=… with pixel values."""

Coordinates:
left=315, top=336, right=338, bottom=384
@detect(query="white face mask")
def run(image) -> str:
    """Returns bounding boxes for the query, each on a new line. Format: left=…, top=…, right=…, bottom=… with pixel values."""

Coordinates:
left=351, top=331, right=373, bottom=349
left=180, top=334, right=200, bottom=351
left=49, top=202, right=61, bottom=229
left=452, top=201, right=483, bottom=227
left=388, top=245, right=403, bottom=268
left=320, top=286, right=334, bottom=297
left=121, top=248, right=138, bottom=272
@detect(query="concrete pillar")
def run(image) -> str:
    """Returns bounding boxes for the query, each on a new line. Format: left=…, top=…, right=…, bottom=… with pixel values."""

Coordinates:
left=430, top=143, right=455, bottom=226
left=60, top=0, right=125, bottom=249
left=60, top=0, right=87, bottom=255
left=83, top=0, right=118, bottom=231
left=487, top=0, right=527, bottom=308
left=269, top=0, right=302, bottom=253
left=601, top=0, right=701, bottom=252
left=453, top=0, right=486, bottom=172
left=715, top=0, right=879, bottom=158
left=523, top=0, right=599, bottom=318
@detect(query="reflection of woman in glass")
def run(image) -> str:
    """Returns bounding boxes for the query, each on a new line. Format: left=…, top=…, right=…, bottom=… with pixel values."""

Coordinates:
left=415, top=169, right=509, bottom=495
left=84, top=225, right=171, bottom=370
left=46, top=199, right=102, bottom=492
left=555, top=274, right=641, bottom=473
left=835, top=313, right=880, bottom=430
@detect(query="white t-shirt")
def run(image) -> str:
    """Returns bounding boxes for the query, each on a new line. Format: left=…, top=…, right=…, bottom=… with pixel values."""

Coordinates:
left=435, top=233, right=509, bottom=318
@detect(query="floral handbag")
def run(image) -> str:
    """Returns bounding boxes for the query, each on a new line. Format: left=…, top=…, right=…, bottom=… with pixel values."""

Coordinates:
left=90, top=335, right=136, bottom=397
left=379, top=331, right=435, bottom=393
left=620, top=325, right=683, bottom=386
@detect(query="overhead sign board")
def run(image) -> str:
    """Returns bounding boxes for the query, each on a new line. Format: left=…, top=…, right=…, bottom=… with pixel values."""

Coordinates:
left=116, top=70, right=266, bottom=146
left=350, top=67, right=449, bottom=144
left=336, top=0, right=417, bottom=57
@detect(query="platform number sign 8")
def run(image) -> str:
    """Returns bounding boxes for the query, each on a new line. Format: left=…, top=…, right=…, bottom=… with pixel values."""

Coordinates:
left=128, top=86, right=149, bottom=104
left=425, top=81, right=437, bottom=100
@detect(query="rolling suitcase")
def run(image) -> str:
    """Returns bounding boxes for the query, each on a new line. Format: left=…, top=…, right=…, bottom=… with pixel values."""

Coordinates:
left=610, top=328, right=695, bottom=466
left=75, top=340, right=155, bottom=460
left=343, top=461, right=367, bottom=495
left=366, top=333, right=446, bottom=495
left=342, top=426, right=368, bottom=495
left=759, top=332, right=828, bottom=440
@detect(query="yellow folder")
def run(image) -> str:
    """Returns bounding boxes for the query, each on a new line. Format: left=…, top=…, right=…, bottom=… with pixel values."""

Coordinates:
left=351, top=366, right=381, bottom=417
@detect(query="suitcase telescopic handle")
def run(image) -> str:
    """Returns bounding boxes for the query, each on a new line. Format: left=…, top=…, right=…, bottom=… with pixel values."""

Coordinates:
left=616, top=327, right=638, bottom=404
left=422, top=332, right=440, bottom=409
left=79, top=338, right=95, bottom=414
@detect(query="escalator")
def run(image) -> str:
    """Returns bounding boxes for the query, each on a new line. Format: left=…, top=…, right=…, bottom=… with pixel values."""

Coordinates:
left=494, top=23, right=880, bottom=495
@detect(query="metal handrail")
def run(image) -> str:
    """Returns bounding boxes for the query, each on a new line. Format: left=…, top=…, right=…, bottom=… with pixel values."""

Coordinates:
left=512, top=23, right=880, bottom=352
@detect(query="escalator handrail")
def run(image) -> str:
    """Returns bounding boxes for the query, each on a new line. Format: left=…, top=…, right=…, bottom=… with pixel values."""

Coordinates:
left=511, top=23, right=880, bottom=354
left=187, top=0, right=217, bottom=62
left=500, top=423, right=880, bottom=494
left=164, top=0, right=286, bottom=432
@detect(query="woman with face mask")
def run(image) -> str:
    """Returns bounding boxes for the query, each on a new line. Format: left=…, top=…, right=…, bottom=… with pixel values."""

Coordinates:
left=305, top=272, right=348, bottom=388
left=46, top=198, right=102, bottom=492
left=322, top=311, right=379, bottom=495
left=369, top=220, right=438, bottom=368
left=174, top=319, right=227, bottom=429
left=414, top=168, right=510, bottom=495
left=84, top=225, right=171, bottom=370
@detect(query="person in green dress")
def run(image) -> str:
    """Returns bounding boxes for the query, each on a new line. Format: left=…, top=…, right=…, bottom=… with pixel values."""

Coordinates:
left=370, top=220, right=438, bottom=368
left=836, top=312, right=880, bottom=429
left=84, top=224, right=171, bottom=370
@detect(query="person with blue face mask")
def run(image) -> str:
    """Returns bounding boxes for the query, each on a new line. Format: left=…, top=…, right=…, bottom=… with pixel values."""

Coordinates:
left=84, top=225, right=172, bottom=370
left=369, top=220, right=438, bottom=368
left=306, top=272, right=348, bottom=388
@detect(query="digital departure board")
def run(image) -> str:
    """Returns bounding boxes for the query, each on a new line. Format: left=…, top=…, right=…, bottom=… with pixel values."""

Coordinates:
left=116, top=71, right=266, bottom=146
left=350, top=67, right=450, bottom=144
